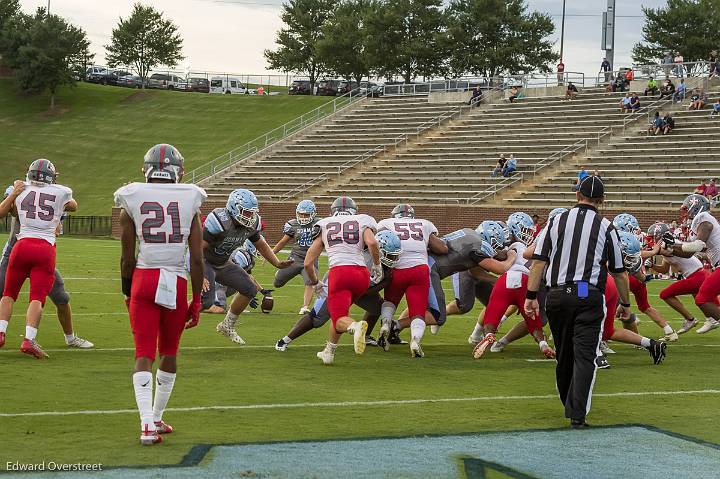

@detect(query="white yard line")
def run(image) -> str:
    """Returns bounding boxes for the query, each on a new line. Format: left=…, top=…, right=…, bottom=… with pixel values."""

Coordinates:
left=2, top=389, right=719, bottom=418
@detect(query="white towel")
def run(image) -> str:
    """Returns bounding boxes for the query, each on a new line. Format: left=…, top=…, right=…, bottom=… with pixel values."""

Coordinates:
left=505, top=270, right=523, bottom=289
left=155, top=269, right=178, bottom=309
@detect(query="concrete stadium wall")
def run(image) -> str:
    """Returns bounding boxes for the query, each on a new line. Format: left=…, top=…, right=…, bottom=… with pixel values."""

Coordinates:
left=112, top=202, right=686, bottom=243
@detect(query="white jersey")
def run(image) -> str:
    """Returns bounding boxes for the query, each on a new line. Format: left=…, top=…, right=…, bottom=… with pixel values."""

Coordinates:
left=378, top=217, right=438, bottom=270
left=114, top=182, right=207, bottom=275
left=317, top=214, right=377, bottom=268
left=663, top=254, right=703, bottom=277
left=15, top=182, right=73, bottom=246
left=690, top=212, right=720, bottom=266
left=507, top=241, right=531, bottom=274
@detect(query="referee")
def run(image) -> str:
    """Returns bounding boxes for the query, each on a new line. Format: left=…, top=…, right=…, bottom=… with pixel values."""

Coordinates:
left=524, top=176, right=631, bottom=428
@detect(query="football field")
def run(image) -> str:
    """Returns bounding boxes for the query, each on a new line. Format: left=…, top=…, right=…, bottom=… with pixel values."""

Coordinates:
left=1, top=236, right=720, bottom=478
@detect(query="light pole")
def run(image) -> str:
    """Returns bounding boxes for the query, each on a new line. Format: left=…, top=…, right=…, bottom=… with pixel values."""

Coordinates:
left=559, top=0, right=566, bottom=62
left=47, top=0, right=50, bottom=14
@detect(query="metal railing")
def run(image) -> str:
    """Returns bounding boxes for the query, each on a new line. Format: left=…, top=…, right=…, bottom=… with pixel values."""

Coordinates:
left=466, top=175, right=524, bottom=205
left=184, top=89, right=369, bottom=185
left=595, top=61, right=715, bottom=86
left=381, top=73, right=586, bottom=96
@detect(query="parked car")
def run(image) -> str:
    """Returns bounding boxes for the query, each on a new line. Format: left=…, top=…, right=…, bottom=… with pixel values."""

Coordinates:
left=186, top=77, right=210, bottom=93
left=85, top=66, right=108, bottom=84
left=357, top=81, right=378, bottom=95
left=316, top=79, right=341, bottom=96
left=337, top=80, right=359, bottom=96
left=369, top=83, right=384, bottom=97
left=117, top=74, right=148, bottom=89
left=209, top=76, right=255, bottom=94
left=288, top=80, right=313, bottom=95
left=148, top=73, right=186, bottom=90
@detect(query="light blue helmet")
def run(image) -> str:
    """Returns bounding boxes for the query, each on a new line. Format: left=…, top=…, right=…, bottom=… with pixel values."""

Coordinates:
left=548, top=207, right=568, bottom=220
left=226, top=188, right=259, bottom=227
left=507, top=212, right=535, bottom=245
left=296, top=199, right=317, bottom=225
left=242, top=239, right=258, bottom=257
left=475, top=220, right=506, bottom=255
left=375, top=229, right=402, bottom=267
left=613, top=213, right=640, bottom=234
left=618, top=231, right=642, bottom=272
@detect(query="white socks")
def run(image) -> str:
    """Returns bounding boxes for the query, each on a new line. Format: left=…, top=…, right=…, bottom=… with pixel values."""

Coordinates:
left=640, top=337, right=651, bottom=348
left=538, top=340, right=548, bottom=351
left=0, top=320, right=7, bottom=333
left=225, top=311, right=238, bottom=324
left=153, top=370, right=176, bottom=423
left=282, top=335, right=292, bottom=344
left=25, top=326, right=37, bottom=341
left=132, top=371, right=155, bottom=432
left=410, top=318, right=426, bottom=341
left=471, top=322, right=484, bottom=340
left=64, top=333, right=75, bottom=343
left=662, top=325, right=674, bottom=334
left=325, top=341, right=337, bottom=352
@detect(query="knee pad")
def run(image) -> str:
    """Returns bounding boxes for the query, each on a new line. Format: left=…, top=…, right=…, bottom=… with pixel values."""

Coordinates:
left=311, top=312, right=329, bottom=329
left=455, top=298, right=474, bottom=315
left=50, top=289, right=70, bottom=306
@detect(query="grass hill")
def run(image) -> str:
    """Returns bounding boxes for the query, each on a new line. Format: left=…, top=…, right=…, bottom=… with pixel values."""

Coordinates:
left=0, top=80, right=327, bottom=215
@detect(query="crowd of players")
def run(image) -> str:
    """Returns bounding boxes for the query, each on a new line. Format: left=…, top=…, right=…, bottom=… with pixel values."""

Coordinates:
left=2, top=144, right=720, bottom=445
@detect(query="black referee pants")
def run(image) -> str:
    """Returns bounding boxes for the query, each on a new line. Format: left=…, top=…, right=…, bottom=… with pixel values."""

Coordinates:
left=545, top=288, right=605, bottom=421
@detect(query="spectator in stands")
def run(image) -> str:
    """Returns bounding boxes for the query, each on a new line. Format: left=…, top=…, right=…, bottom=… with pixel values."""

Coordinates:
left=629, top=92, right=641, bottom=112
left=644, top=77, right=659, bottom=97
left=673, top=52, right=684, bottom=77
left=612, top=71, right=628, bottom=92
left=659, top=79, right=675, bottom=99
left=508, top=86, right=520, bottom=103
left=705, top=179, right=718, bottom=205
left=662, top=113, right=674, bottom=135
left=557, top=60, right=565, bottom=85
left=620, top=92, right=632, bottom=112
left=625, top=68, right=635, bottom=84
left=711, top=61, right=720, bottom=79
left=492, top=154, right=506, bottom=177
left=710, top=99, right=720, bottom=118
left=565, top=81, right=578, bottom=100
left=572, top=167, right=589, bottom=191
left=648, top=111, right=663, bottom=135
left=502, top=155, right=517, bottom=177
left=688, top=89, right=707, bottom=110
left=674, top=79, right=687, bottom=102
left=695, top=179, right=709, bottom=196
left=600, top=58, right=611, bottom=82
left=469, top=86, right=483, bottom=106
left=662, top=52, right=674, bottom=78
left=532, top=215, right=541, bottom=237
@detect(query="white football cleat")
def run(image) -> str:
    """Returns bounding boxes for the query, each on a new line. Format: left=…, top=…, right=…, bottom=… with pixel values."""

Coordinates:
left=697, top=318, right=719, bottom=334
left=350, top=321, right=368, bottom=355
left=430, top=325, right=440, bottom=335
left=316, top=348, right=334, bottom=365
left=216, top=319, right=246, bottom=344
left=410, top=338, right=424, bottom=358
left=490, top=341, right=505, bottom=353
left=677, top=319, right=698, bottom=335
left=662, top=331, right=679, bottom=342
left=66, top=336, right=94, bottom=349
left=140, top=425, right=162, bottom=446
left=472, top=333, right=495, bottom=359
left=274, top=340, right=288, bottom=352
left=599, top=341, right=615, bottom=354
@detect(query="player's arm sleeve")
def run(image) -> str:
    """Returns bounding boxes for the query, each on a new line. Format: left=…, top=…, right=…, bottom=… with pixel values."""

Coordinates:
left=364, top=215, right=378, bottom=232
left=606, top=226, right=625, bottom=273
left=531, top=221, right=553, bottom=261
left=427, top=221, right=439, bottom=237
left=282, top=222, right=296, bottom=237
left=203, top=212, right=224, bottom=242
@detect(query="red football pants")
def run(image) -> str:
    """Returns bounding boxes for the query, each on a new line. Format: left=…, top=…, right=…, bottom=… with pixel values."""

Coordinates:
left=383, top=264, right=430, bottom=319
left=3, top=238, right=56, bottom=305
left=629, top=274, right=651, bottom=312
left=129, top=268, right=188, bottom=361
left=695, top=267, right=720, bottom=305
left=660, top=269, right=718, bottom=304
left=602, top=275, right=619, bottom=341
left=327, top=265, right=370, bottom=326
left=482, top=272, right=542, bottom=333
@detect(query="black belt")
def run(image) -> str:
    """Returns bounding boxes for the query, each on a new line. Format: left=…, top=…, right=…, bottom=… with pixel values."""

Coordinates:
left=548, top=282, right=601, bottom=293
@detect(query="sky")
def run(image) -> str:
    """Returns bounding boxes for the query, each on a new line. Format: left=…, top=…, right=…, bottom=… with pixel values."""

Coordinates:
left=20, top=0, right=669, bottom=80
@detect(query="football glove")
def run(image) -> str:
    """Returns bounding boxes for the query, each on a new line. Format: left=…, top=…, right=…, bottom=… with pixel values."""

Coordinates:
left=185, top=294, right=202, bottom=329
left=370, top=264, right=384, bottom=285
left=249, top=295, right=259, bottom=309
left=661, top=232, right=676, bottom=248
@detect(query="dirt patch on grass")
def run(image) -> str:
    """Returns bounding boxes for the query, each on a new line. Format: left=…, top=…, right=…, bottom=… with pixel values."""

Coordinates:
left=37, top=106, right=70, bottom=119
left=122, top=90, right=153, bottom=103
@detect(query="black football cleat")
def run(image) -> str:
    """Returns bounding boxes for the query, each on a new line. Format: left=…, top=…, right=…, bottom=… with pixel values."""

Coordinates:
left=647, top=339, right=667, bottom=365
left=595, top=355, right=611, bottom=369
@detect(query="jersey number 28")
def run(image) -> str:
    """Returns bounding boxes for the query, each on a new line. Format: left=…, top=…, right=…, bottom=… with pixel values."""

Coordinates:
left=141, top=202, right=182, bottom=244
left=326, top=221, right=360, bottom=246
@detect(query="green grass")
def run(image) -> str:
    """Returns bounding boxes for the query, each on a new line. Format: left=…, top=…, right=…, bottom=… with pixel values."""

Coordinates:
left=1, top=235, right=719, bottom=472
left=0, top=80, right=327, bottom=215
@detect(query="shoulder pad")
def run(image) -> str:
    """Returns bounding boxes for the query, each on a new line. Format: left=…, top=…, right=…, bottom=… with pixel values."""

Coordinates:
left=204, top=212, right=225, bottom=234
left=214, top=208, right=230, bottom=222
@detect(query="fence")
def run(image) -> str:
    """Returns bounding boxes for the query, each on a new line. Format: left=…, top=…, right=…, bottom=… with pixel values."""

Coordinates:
left=185, top=89, right=369, bottom=185
left=381, top=73, right=586, bottom=96
left=0, top=216, right=112, bottom=237
left=594, top=61, right=715, bottom=86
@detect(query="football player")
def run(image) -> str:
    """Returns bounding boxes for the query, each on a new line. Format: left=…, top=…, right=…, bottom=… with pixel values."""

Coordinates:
left=0, top=185, right=92, bottom=349
left=115, top=144, right=206, bottom=446
left=204, top=188, right=293, bottom=344
left=304, top=196, right=381, bottom=365
left=647, top=222, right=717, bottom=334
left=272, top=199, right=320, bottom=314
left=0, top=160, right=77, bottom=359
left=665, top=194, right=720, bottom=333
left=390, top=221, right=516, bottom=356
left=274, top=230, right=401, bottom=352
left=471, top=212, right=555, bottom=359
left=614, top=213, right=677, bottom=341
left=377, top=204, right=448, bottom=358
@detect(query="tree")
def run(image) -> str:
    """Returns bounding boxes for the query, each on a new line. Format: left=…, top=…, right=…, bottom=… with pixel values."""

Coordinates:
left=0, top=0, right=19, bottom=29
left=633, top=0, right=720, bottom=64
left=316, top=0, right=371, bottom=85
left=105, top=3, right=183, bottom=88
left=2, top=8, right=90, bottom=108
left=264, top=0, right=334, bottom=92
left=444, top=0, right=557, bottom=81
left=365, top=0, right=446, bottom=83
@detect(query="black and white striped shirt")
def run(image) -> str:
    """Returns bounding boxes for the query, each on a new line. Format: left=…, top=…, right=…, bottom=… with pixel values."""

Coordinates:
left=532, top=204, right=624, bottom=291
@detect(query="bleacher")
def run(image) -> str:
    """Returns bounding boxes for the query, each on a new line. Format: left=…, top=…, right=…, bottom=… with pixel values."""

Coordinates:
left=318, top=86, right=640, bottom=204
left=507, top=88, right=720, bottom=209
left=203, top=95, right=463, bottom=202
